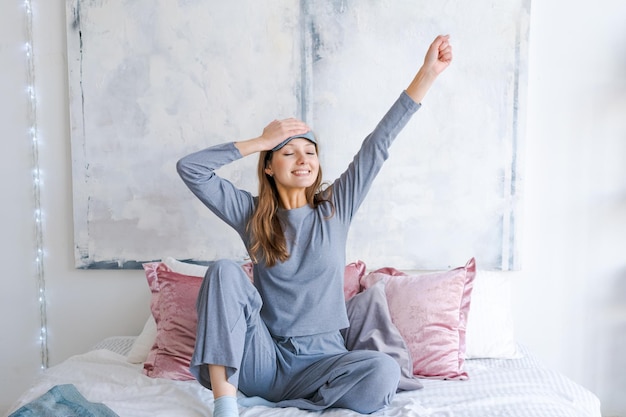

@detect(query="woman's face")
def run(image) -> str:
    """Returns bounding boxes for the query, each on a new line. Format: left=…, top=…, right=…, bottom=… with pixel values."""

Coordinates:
left=265, top=138, right=320, bottom=192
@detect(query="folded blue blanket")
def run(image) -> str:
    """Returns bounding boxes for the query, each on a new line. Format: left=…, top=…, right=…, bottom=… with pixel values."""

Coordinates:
left=8, top=384, right=119, bottom=417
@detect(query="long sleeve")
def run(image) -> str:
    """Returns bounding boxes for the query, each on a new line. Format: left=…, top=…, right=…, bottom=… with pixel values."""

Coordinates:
left=176, top=142, right=256, bottom=238
left=331, top=91, right=421, bottom=224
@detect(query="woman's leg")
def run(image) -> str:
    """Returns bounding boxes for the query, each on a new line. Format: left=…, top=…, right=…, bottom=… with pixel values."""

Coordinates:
left=325, top=351, right=400, bottom=413
left=273, top=333, right=400, bottom=414
left=190, top=259, right=275, bottom=399
left=208, top=365, right=237, bottom=397
left=209, top=365, right=239, bottom=417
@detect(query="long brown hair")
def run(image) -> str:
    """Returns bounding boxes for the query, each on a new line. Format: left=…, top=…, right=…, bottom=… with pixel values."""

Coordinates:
left=247, top=146, right=333, bottom=266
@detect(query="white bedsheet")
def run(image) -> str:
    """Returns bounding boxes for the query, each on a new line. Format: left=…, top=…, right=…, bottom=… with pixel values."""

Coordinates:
left=7, top=344, right=601, bottom=417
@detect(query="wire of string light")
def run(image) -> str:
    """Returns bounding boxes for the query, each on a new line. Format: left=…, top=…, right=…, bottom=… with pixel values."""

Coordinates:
left=24, top=0, right=49, bottom=370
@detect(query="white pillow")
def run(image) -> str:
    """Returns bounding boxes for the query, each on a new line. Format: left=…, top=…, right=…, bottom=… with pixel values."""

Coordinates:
left=163, top=256, right=208, bottom=277
left=127, top=314, right=157, bottom=363
left=465, top=270, right=521, bottom=359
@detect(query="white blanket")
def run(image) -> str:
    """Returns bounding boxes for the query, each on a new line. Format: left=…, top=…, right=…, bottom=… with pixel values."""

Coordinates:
left=8, top=346, right=601, bottom=417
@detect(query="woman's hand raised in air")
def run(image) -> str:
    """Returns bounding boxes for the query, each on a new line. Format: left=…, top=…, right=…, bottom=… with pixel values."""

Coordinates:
left=423, top=34, right=453, bottom=77
left=405, top=34, right=453, bottom=104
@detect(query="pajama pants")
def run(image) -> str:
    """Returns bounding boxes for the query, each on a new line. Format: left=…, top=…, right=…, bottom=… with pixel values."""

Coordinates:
left=189, top=259, right=400, bottom=414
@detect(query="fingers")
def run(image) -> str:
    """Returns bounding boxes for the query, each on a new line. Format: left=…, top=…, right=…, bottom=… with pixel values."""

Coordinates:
left=262, top=118, right=310, bottom=148
left=438, top=40, right=453, bottom=64
left=432, top=34, right=449, bottom=49
left=427, top=35, right=447, bottom=55
left=433, top=34, right=452, bottom=63
left=422, top=34, right=452, bottom=76
left=275, top=118, right=310, bottom=137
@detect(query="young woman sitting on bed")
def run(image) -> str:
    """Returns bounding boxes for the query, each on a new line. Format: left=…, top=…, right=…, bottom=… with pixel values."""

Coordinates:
left=176, top=34, right=452, bottom=417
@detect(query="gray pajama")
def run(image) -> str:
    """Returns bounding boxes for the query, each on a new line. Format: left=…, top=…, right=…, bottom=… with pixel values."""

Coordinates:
left=191, top=259, right=400, bottom=413
left=177, top=92, right=421, bottom=413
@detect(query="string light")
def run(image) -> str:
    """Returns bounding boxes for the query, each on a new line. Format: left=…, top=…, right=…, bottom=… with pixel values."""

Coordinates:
left=24, top=0, right=49, bottom=370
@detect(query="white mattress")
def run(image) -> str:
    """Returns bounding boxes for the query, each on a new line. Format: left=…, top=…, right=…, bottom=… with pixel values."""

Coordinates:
left=8, top=338, right=601, bottom=417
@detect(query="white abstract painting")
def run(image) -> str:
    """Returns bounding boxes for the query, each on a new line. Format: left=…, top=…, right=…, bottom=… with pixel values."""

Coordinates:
left=66, top=0, right=529, bottom=270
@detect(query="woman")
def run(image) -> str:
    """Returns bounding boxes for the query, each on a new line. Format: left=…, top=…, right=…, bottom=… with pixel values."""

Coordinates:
left=177, top=34, right=452, bottom=417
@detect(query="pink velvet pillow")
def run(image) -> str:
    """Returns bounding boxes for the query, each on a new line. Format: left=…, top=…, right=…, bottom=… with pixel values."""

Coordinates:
left=142, top=262, right=200, bottom=380
left=361, top=258, right=476, bottom=380
left=344, top=260, right=366, bottom=300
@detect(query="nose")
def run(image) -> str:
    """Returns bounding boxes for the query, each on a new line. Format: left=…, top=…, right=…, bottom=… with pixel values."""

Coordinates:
left=296, top=152, right=308, bottom=164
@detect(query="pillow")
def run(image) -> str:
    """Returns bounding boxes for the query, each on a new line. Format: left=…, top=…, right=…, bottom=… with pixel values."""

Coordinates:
left=343, top=260, right=366, bottom=300
left=162, top=256, right=209, bottom=277
left=142, top=262, right=201, bottom=380
left=127, top=258, right=211, bottom=366
left=464, top=270, right=520, bottom=359
left=126, top=314, right=157, bottom=364
left=341, top=281, right=423, bottom=392
left=361, top=258, right=476, bottom=380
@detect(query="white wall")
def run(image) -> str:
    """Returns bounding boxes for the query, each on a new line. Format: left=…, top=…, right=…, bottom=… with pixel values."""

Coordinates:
left=1, top=0, right=625, bottom=416
left=0, top=1, right=150, bottom=413
left=0, top=2, right=43, bottom=412
left=516, top=0, right=626, bottom=415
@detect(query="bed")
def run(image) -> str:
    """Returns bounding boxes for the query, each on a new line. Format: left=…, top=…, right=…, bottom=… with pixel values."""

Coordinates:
left=7, top=258, right=602, bottom=417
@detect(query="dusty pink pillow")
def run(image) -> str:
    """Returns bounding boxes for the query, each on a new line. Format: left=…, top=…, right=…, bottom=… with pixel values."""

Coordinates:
left=343, top=260, right=366, bottom=300
left=361, top=258, right=476, bottom=380
left=142, top=262, right=200, bottom=380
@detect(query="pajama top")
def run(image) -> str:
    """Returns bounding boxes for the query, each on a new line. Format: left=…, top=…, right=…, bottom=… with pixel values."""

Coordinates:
left=176, top=91, right=420, bottom=337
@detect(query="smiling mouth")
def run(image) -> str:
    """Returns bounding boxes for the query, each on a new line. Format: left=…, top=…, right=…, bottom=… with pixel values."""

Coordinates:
left=292, top=170, right=311, bottom=176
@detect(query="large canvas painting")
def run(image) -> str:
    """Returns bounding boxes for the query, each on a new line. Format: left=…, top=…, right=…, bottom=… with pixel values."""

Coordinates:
left=66, top=0, right=529, bottom=270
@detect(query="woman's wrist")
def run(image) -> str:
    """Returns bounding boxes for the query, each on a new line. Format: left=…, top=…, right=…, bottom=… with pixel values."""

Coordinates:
left=405, top=67, right=438, bottom=104
left=234, top=136, right=268, bottom=157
